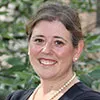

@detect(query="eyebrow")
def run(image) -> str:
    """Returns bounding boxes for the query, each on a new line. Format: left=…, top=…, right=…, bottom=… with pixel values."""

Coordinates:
left=54, top=36, right=68, bottom=42
left=32, top=35, right=44, bottom=38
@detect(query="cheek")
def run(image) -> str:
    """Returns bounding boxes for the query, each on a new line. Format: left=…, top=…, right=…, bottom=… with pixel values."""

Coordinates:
left=30, top=47, right=36, bottom=55
left=55, top=47, right=74, bottom=59
left=29, top=45, right=41, bottom=66
left=29, top=44, right=41, bottom=57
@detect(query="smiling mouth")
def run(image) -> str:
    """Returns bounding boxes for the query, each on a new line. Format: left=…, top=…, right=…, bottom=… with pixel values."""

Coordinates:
left=39, top=58, right=57, bottom=66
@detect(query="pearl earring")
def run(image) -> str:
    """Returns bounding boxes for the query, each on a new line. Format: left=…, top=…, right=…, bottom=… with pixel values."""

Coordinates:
left=74, top=58, right=77, bottom=61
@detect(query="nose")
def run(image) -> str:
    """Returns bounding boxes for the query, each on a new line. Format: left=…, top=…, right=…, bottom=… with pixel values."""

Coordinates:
left=41, top=43, right=52, bottom=54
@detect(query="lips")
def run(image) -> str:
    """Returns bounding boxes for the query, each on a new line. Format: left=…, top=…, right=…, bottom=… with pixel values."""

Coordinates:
left=39, top=58, right=57, bottom=66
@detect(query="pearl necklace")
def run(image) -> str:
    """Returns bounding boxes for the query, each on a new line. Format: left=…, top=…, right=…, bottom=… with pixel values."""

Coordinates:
left=49, top=72, right=76, bottom=100
left=32, top=72, right=76, bottom=100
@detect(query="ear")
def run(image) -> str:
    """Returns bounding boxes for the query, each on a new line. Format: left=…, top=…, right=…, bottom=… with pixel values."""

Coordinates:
left=73, top=40, right=84, bottom=62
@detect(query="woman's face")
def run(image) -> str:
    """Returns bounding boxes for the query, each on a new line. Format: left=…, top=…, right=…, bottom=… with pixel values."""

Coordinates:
left=28, top=20, right=78, bottom=80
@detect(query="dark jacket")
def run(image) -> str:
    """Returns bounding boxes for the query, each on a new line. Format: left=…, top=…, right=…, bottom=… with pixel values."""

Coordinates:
left=6, top=82, right=100, bottom=100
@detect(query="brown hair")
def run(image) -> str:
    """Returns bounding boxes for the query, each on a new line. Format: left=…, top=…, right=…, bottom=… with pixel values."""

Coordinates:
left=26, top=1, right=83, bottom=48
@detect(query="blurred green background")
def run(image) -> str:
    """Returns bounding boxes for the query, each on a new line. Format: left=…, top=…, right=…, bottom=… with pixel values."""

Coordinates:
left=0, top=0, right=100, bottom=100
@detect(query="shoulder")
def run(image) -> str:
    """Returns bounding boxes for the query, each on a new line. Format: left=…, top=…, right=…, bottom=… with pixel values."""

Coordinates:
left=6, top=88, right=34, bottom=100
left=73, top=82, right=100, bottom=100
left=74, top=91, right=100, bottom=100
left=60, top=82, right=100, bottom=100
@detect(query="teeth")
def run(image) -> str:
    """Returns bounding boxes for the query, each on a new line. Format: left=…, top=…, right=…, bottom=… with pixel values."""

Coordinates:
left=39, top=59, right=56, bottom=65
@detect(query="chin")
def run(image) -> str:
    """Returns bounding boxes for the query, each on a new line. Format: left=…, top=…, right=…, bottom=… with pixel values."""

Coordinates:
left=38, top=72, right=57, bottom=80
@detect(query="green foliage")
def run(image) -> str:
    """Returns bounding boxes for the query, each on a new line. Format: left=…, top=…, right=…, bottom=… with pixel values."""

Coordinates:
left=70, top=0, right=96, bottom=12
left=0, top=0, right=100, bottom=99
left=75, top=33, right=100, bottom=91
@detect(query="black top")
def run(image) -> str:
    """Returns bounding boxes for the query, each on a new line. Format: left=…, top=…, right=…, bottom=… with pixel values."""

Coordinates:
left=6, top=82, right=100, bottom=100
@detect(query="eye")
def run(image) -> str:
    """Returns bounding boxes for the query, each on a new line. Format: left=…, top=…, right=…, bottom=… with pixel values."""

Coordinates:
left=33, top=38, right=45, bottom=45
left=54, top=40, right=65, bottom=47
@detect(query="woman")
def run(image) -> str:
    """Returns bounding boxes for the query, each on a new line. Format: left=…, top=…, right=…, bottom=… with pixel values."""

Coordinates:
left=6, top=1, right=100, bottom=100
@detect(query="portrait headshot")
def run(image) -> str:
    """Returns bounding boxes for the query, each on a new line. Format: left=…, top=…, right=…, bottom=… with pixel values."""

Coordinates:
left=3, top=0, right=100, bottom=100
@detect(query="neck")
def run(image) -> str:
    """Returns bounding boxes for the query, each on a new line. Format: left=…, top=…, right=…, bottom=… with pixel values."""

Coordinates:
left=30, top=72, right=80, bottom=100
left=40, top=71, right=79, bottom=95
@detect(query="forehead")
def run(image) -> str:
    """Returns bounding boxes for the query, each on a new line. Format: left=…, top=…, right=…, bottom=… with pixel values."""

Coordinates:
left=32, top=20, right=71, bottom=39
